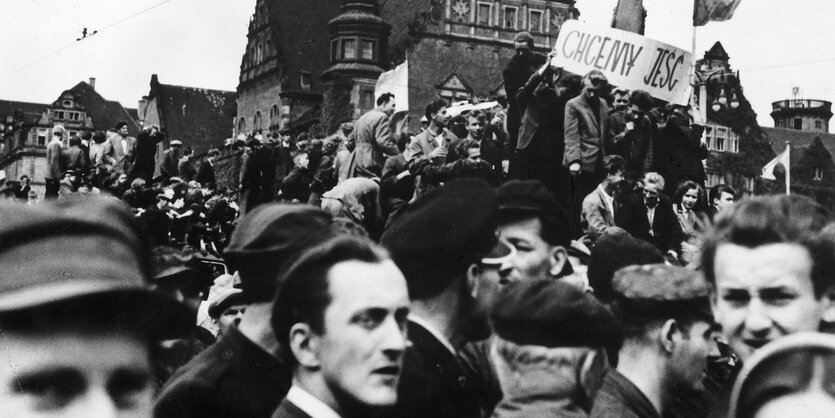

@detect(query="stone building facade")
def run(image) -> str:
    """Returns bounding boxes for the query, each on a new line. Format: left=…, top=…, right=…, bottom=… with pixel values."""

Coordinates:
left=235, top=0, right=342, bottom=137
left=381, top=0, right=577, bottom=128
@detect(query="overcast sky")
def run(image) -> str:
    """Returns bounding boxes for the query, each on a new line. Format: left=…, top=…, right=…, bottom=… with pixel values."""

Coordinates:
left=1, top=0, right=833, bottom=130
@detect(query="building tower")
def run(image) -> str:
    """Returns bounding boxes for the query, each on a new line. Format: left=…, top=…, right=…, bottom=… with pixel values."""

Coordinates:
left=771, top=91, right=832, bottom=133
left=320, top=0, right=392, bottom=128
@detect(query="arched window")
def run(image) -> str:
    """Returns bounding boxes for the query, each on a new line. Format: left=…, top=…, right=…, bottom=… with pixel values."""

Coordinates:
left=254, top=111, right=262, bottom=131
left=270, top=105, right=279, bottom=127
left=238, top=117, right=246, bottom=134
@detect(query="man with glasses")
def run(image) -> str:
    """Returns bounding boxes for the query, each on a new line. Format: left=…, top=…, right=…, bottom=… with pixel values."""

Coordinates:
left=564, top=70, right=610, bottom=237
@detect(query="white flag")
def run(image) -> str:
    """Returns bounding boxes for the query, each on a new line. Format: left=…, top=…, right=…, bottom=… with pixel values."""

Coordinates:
left=761, top=145, right=790, bottom=180
left=375, top=61, right=409, bottom=112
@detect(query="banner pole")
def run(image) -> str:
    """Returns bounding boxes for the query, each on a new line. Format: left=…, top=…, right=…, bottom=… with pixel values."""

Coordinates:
left=785, top=142, right=791, bottom=196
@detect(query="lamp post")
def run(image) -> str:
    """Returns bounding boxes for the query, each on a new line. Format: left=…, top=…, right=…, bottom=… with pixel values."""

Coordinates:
left=695, top=64, right=740, bottom=121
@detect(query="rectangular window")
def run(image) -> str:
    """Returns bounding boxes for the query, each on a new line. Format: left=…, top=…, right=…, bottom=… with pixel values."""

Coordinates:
left=794, top=118, right=803, bottom=130
left=529, top=10, right=542, bottom=32
left=477, top=3, right=491, bottom=25
left=815, top=120, right=823, bottom=129
left=730, top=131, right=740, bottom=153
left=715, top=126, right=727, bottom=151
left=703, top=125, right=714, bottom=150
left=300, top=71, right=312, bottom=90
left=55, top=111, right=64, bottom=120
left=37, top=128, right=47, bottom=146
left=814, top=168, right=824, bottom=181
left=360, top=39, right=375, bottom=60
left=504, top=6, right=517, bottom=29
left=342, top=39, right=356, bottom=59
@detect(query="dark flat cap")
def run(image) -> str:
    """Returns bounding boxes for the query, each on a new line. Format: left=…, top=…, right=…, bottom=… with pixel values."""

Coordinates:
left=491, top=279, right=619, bottom=348
left=0, top=196, right=192, bottom=339
left=514, top=31, right=533, bottom=43
left=497, top=179, right=560, bottom=213
left=380, top=178, right=500, bottom=300
left=612, top=264, right=712, bottom=320
left=587, top=227, right=664, bottom=303
left=224, top=204, right=333, bottom=301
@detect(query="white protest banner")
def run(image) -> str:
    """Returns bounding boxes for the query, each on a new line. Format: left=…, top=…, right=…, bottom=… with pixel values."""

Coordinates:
left=375, top=60, right=409, bottom=112
left=552, top=20, right=693, bottom=105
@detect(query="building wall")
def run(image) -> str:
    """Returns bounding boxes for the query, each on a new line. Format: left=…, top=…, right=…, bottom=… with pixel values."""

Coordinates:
left=774, top=114, right=830, bottom=133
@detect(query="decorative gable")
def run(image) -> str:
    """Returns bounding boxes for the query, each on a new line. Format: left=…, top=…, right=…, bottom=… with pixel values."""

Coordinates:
left=436, top=72, right=473, bottom=93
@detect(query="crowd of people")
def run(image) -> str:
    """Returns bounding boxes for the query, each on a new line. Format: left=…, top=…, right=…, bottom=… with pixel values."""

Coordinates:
left=2, top=29, right=835, bottom=418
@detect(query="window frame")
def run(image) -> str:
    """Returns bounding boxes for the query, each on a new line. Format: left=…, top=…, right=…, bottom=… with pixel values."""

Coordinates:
left=503, top=6, right=518, bottom=29
left=529, top=9, right=543, bottom=32
left=476, top=2, right=492, bottom=26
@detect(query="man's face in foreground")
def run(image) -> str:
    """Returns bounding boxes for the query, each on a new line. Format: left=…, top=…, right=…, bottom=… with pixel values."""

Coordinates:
left=498, top=217, right=562, bottom=284
left=712, top=243, right=828, bottom=362
left=0, top=329, right=153, bottom=417
left=314, top=260, right=410, bottom=408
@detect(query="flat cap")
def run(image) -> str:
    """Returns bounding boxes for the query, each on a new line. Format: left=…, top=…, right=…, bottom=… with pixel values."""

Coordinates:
left=0, top=196, right=192, bottom=339
left=224, top=204, right=333, bottom=301
left=380, top=178, right=501, bottom=300
left=612, top=264, right=712, bottom=320
left=497, top=179, right=560, bottom=213
left=491, top=280, right=619, bottom=348
left=514, top=31, right=533, bottom=43
left=208, top=288, right=246, bottom=319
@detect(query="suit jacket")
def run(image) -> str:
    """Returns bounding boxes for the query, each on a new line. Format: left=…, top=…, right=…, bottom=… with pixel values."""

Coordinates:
left=348, top=108, right=399, bottom=177
left=196, top=161, right=216, bottom=186
left=516, top=70, right=567, bottom=161
left=502, top=52, right=547, bottom=148
left=582, top=186, right=616, bottom=242
left=101, top=135, right=136, bottom=173
left=564, top=94, right=609, bottom=172
left=615, top=194, right=684, bottom=254
left=405, top=129, right=457, bottom=167
left=380, top=321, right=480, bottom=418
left=271, top=400, right=313, bottom=418
left=160, top=148, right=180, bottom=179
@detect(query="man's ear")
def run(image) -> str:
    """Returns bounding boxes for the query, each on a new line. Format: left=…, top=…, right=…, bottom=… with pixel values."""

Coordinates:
left=548, top=246, right=569, bottom=277
left=660, top=319, right=680, bottom=355
left=466, top=263, right=480, bottom=299
left=289, top=323, right=320, bottom=369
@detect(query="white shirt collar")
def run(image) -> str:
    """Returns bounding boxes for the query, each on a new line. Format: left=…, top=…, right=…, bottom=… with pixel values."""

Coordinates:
left=408, top=315, right=456, bottom=356
left=597, top=184, right=614, bottom=211
left=285, top=385, right=342, bottom=418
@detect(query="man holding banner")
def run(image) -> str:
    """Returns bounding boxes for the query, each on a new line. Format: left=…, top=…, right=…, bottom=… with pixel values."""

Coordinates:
left=346, top=93, right=401, bottom=179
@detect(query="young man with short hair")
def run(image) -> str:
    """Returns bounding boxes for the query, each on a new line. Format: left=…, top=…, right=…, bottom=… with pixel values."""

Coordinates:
left=582, top=155, right=626, bottom=243
left=271, top=236, right=410, bottom=418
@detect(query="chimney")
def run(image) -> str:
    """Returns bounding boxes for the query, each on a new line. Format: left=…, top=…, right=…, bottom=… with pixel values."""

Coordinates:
left=89, top=77, right=96, bottom=90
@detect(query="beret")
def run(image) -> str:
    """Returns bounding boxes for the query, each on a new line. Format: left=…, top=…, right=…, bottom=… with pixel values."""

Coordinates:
left=224, top=204, right=333, bottom=300
left=491, top=279, right=620, bottom=348
left=380, top=178, right=499, bottom=299
left=587, top=228, right=663, bottom=303
left=0, top=196, right=192, bottom=339
left=612, top=264, right=712, bottom=320
left=497, top=179, right=561, bottom=213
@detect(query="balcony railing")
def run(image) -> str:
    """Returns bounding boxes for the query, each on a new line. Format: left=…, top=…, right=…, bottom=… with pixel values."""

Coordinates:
left=772, top=99, right=832, bottom=112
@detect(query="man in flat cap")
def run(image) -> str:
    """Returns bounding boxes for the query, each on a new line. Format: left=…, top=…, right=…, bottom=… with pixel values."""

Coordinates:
left=271, top=236, right=410, bottom=418
left=379, top=178, right=513, bottom=418
left=490, top=280, right=620, bottom=417
left=0, top=196, right=192, bottom=416
left=207, top=287, right=246, bottom=337
left=160, top=139, right=183, bottom=180
left=155, top=204, right=338, bottom=418
left=591, top=264, right=718, bottom=418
